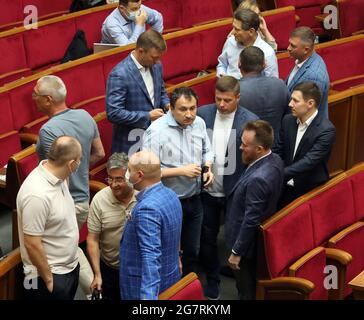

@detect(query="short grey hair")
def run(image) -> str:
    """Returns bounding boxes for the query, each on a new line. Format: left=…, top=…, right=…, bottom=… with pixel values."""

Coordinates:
left=106, top=152, right=129, bottom=172
left=37, top=75, right=67, bottom=103
left=290, top=26, right=316, bottom=48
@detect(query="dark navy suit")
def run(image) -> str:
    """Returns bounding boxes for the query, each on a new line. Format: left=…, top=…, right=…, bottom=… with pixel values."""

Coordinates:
left=197, top=105, right=258, bottom=286
left=106, top=54, right=170, bottom=154
left=273, top=113, right=336, bottom=207
left=225, top=152, right=284, bottom=299
left=119, top=182, right=182, bottom=300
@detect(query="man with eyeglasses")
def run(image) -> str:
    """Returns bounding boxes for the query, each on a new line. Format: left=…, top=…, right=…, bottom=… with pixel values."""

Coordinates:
left=101, top=0, right=163, bottom=45
left=87, top=153, right=136, bottom=300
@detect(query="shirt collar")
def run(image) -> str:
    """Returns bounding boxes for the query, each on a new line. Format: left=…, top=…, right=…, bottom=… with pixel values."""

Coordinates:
left=130, top=51, right=147, bottom=72
left=115, top=7, right=130, bottom=26
left=246, top=150, right=272, bottom=171
left=38, top=160, right=63, bottom=186
left=296, top=109, right=318, bottom=127
left=136, top=182, right=162, bottom=201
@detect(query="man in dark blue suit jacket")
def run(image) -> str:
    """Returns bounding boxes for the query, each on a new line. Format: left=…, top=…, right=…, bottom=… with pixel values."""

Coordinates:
left=273, top=81, right=336, bottom=208
left=106, top=29, right=170, bottom=154
left=225, top=120, right=284, bottom=300
left=286, top=27, right=330, bottom=118
left=119, top=150, right=182, bottom=300
left=238, top=46, right=290, bottom=147
left=197, top=76, right=258, bottom=300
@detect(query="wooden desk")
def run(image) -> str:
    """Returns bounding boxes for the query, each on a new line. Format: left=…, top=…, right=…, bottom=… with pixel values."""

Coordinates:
left=349, top=270, right=364, bottom=300
left=0, top=167, right=6, bottom=189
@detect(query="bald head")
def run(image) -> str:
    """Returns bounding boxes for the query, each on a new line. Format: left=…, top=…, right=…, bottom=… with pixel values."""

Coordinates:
left=129, top=150, right=161, bottom=180
left=47, top=136, right=82, bottom=166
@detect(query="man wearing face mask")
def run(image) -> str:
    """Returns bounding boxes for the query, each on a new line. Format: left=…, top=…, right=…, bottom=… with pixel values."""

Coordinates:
left=34, top=75, right=105, bottom=299
left=17, top=136, right=82, bottom=300
left=119, top=150, right=182, bottom=300
left=101, top=0, right=163, bottom=45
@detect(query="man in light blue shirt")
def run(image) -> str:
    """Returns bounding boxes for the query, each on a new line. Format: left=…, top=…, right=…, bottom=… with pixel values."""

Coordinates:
left=217, top=8, right=278, bottom=80
left=142, top=87, right=214, bottom=277
left=101, top=0, right=163, bottom=45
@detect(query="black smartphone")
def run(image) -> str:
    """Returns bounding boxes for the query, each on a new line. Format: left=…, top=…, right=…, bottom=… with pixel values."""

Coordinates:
left=201, top=165, right=209, bottom=191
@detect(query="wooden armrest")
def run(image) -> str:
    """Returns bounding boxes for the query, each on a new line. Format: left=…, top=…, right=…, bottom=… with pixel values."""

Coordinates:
left=352, top=29, right=364, bottom=36
left=89, top=162, right=106, bottom=177
left=315, top=13, right=330, bottom=23
left=0, top=68, right=31, bottom=81
left=192, top=18, right=228, bottom=27
left=325, top=248, right=352, bottom=266
left=19, top=133, right=38, bottom=144
left=295, top=15, right=301, bottom=23
left=330, top=74, right=364, bottom=88
left=0, top=248, right=21, bottom=278
left=163, top=27, right=183, bottom=34
left=257, top=277, right=315, bottom=300
left=89, top=180, right=107, bottom=193
left=71, top=95, right=105, bottom=109
left=22, top=116, right=49, bottom=132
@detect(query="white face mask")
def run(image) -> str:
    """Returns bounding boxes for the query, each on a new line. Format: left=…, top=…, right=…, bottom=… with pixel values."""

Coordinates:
left=127, top=10, right=138, bottom=21
left=125, top=169, right=137, bottom=187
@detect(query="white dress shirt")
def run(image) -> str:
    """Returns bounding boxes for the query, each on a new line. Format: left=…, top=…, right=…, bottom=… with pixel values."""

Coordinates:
left=287, top=58, right=307, bottom=86
left=287, top=109, right=318, bottom=186
left=131, top=51, right=155, bottom=105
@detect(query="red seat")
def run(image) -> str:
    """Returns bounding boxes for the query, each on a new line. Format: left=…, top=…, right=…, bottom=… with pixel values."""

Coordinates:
left=22, top=0, right=72, bottom=20
left=159, top=272, right=204, bottom=300
left=277, top=54, right=295, bottom=81
left=0, top=92, right=16, bottom=135
left=336, top=0, right=364, bottom=38
left=0, top=0, right=23, bottom=31
left=0, top=131, right=22, bottom=167
left=328, top=222, right=364, bottom=297
left=263, top=6, right=297, bottom=51
left=23, top=19, right=77, bottom=70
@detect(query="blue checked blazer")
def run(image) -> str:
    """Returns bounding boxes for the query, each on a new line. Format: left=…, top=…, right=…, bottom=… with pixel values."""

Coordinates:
left=286, top=51, right=330, bottom=118
left=119, top=182, right=182, bottom=300
left=106, top=54, right=170, bottom=154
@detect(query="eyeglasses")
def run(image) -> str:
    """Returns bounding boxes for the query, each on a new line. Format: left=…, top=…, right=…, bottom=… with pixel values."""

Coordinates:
left=31, top=90, right=48, bottom=98
left=105, top=176, right=126, bottom=184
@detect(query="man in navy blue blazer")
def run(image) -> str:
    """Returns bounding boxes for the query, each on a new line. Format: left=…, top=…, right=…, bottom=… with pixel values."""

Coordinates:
left=197, top=76, right=258, bottom=299
left=119, top=150, right=182, bottom=300
left=273, top=81, right=336, bottom=208
left=106, top=29, right=170, bottom=154
left=286, top=27, right=330, bottom=118
left=225, top=120, right=284, bottom=300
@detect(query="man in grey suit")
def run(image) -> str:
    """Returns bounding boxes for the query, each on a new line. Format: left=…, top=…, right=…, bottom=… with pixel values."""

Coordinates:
left=226, top=120, right=284, bottom=300
left=106, top=29, right=170, bottom=154
left=197, top=76, right=258, bottom=299
left=238, top=46, right=290, bottom=147
left=286, top=27, right=330, bottom=118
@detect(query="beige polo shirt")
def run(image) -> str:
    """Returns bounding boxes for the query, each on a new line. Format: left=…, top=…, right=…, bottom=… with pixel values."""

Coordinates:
left=16, top=161, right=79, bottom=280
left=88, top=186, right=136, bottom=269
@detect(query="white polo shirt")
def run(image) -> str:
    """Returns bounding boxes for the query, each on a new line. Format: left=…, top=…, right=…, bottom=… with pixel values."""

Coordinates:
left=17, top=161, right=79, bottom=280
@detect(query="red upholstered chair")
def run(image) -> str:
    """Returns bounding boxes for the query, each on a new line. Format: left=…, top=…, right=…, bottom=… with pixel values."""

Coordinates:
left=71, top=95, right=106, bottom=117
left=274, top=0, right=331, bottom=34
left=159, top=272, right=204, bottom=300
left=309, top=178, right=357, bottom=246
left=162, top=33, right=204, bottom=84
left=317, top=36, right=364, bottom=91
left=0, top=0, right=23, bottom=31
left=89, top=112, right=112, bottom=180
left=0, top=131, right=22, bottom=168
left=23, top=19, right=77, bottom=70
left=328, top=222, right=364, bottom=297
left=0, top=247, right=23, bottom=300
left=0, top=34, right=31, bottom=86
left=181, top=0, right=233, bottom=27
left=22, top=0, right=72, bottom=21
left=0, top=92, right=16, bottom=135
left=5, top=144, right=38, bottom=208
left=277, top=52, right=295, bottom=81
left=101, top=49, right=132, bottom=80
left=75, top=7, right=115, bottom=50
left=144, top=0, right=182, bottom=33
left=262, top=6, right=297, bottom=51
left=336, top=0, right=364, bottom=38
left=347, top=163, right=364, bottom=221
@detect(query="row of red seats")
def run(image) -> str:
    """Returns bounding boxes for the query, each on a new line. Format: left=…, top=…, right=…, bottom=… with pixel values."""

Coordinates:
left=0, top=0, right=233, bottom=86
left=0, top=0, right=72, bottom=31
left=257, top=162, right=364, bottom=299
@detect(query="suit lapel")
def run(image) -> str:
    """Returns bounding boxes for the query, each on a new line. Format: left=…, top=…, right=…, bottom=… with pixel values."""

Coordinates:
left=151, top=65, right=158, bottom=107
left=127, top=55, right=154, bottom=106
left=293, top=115, right=320, bottom=161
